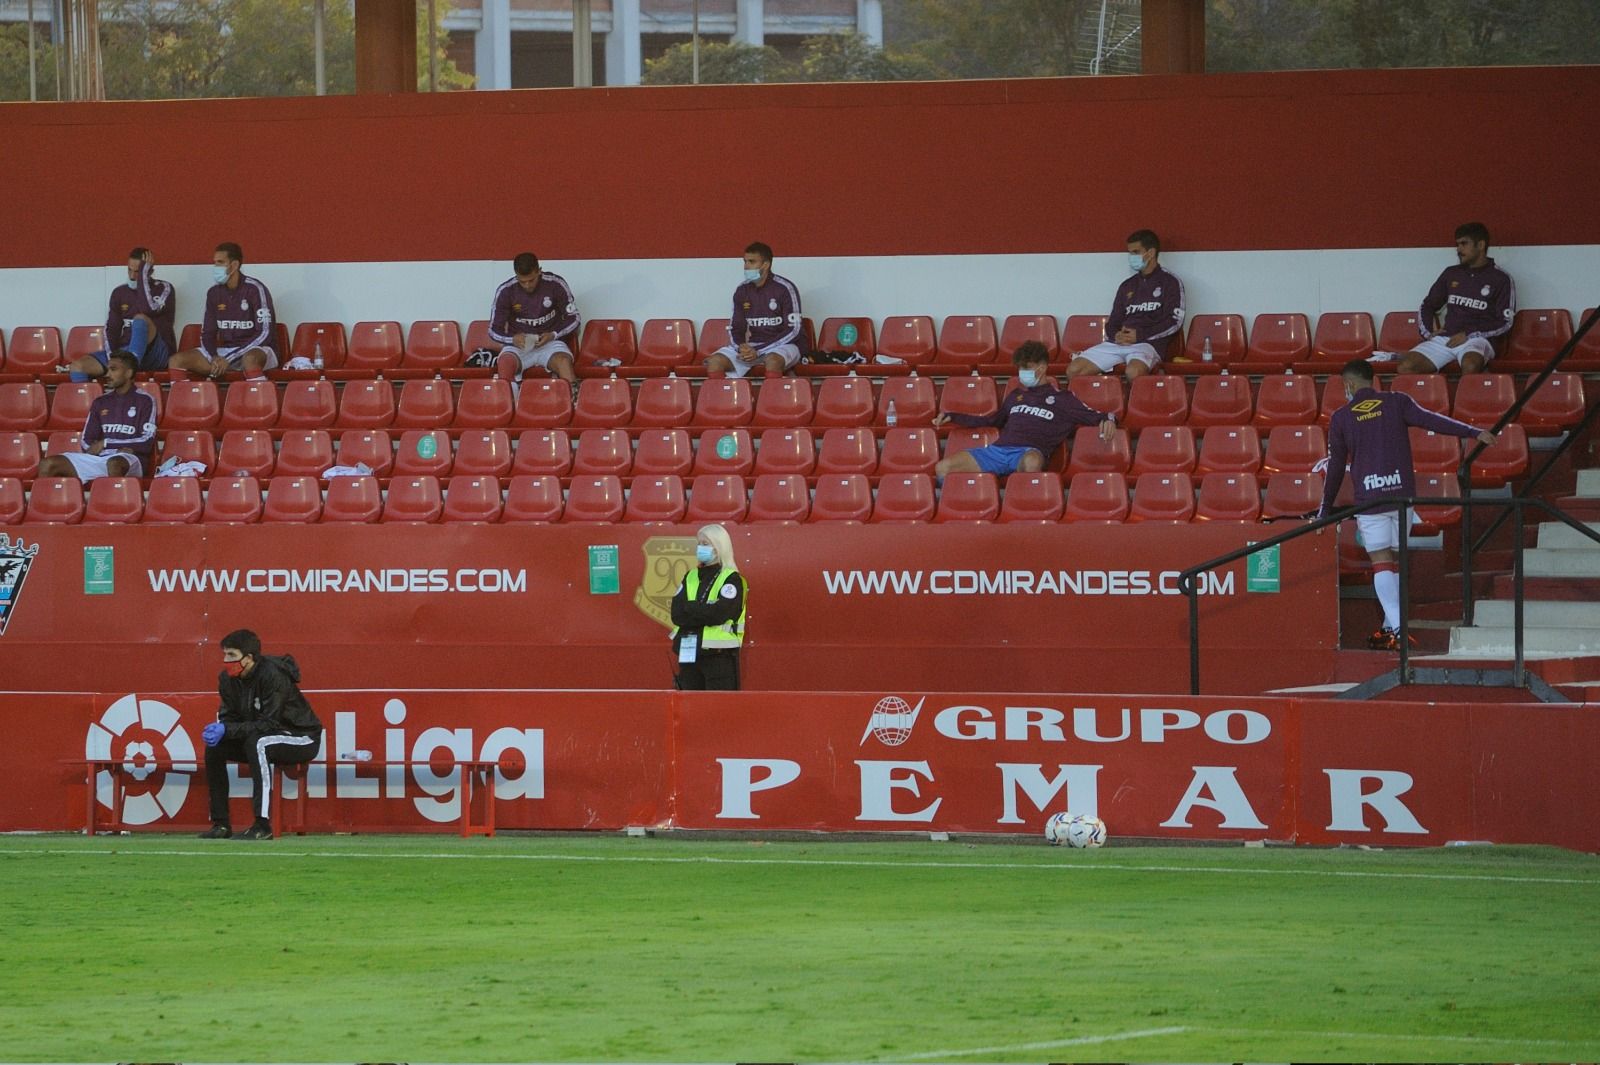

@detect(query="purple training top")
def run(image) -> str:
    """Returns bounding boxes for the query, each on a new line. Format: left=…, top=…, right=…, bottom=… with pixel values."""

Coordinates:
left=82, top=386, right=158, bottom=468
left=200, top=274, right=277, bottom=359
left=950, top=382, right=1109, bottom=458
left=487, top=272, right=580, bottom=347
left=106, top=261, right=177, bottom=353
left=1318, top=387, right=1485, bottom=516
left=1419, top=258, right=1515, bottom=344
left=729, top=273, right=807, bottom=354
left=1105, top=264, right=1185, bottom=345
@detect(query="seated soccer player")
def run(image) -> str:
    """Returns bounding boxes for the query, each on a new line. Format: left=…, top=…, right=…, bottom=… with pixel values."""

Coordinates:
left=60, top=247, right=177, bottom=381
left=167, top=242, right=278, bottom=379
left=1391, top=222, right=1515, bottom=376
left=704, top=242, right=808, bottom=379
left=477, top=252, right=580, bottom=388
left=36, top=351, right=157, bottom=482
left=933, top=340, right=1116, bottom=478
left=1066, top=228, right=1184, bottom=381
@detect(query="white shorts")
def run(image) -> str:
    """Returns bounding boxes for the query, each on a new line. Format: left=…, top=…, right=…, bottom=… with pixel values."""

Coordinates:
left=61, top=450, right=144, bottom=480
left=712, top=344, right=802, bottom=379
left=215, top=345, right=279, bottom=371
left=1076, top=340, right=1160, bottom=372
left=501, top=338, right=574, bottom=372
left=1355, top=507, right=1416, bottom=552
left=1411, top=335, right=1494, bottom=370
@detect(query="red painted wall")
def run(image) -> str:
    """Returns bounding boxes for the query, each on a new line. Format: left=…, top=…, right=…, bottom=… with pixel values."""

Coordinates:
left=2, top=67, right=1597, bottom=268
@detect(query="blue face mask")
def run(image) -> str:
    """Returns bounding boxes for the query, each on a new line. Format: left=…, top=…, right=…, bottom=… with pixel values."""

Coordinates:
left=743, top=268, right=763, bottom=284
left=1017, top=368, right=1041, bottom=388
left=212, top=265, right=230, bottom=284
left=1127, top=253, right=1146, bottom=274
left=696, top=545, right=716, bottom=565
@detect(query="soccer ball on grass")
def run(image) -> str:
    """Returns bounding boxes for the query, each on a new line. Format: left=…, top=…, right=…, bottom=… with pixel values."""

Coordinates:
left=1045, top=812, right=1108, bottom=848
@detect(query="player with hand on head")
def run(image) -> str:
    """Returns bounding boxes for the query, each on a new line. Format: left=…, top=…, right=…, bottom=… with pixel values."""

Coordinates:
left=704, top=242, right=808, bottom=379
left=60, top=247, right=176, bottom=381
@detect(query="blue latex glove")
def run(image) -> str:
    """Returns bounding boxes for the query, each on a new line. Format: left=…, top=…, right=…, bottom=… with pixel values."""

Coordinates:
left=202, top=722, right=226, bottom=747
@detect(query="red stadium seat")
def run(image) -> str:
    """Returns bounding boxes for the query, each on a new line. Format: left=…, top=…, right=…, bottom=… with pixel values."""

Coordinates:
left=275, top=431, right=335, bottom=478
left=1124, top=375, right=1188, bottom=431
left=0, top=478, right=21, bottom=525
left=24, top=477, right=84, bottom=524
left=1068, top=376, right=1125, bottom=421
left=633, top=429, right=694, bottom=477
left=748, top=474, right=810, bottom=524
left=454, top=430, right=513, bottom=478
left=394, top=379, right=455, bottom=428
left=694, top=378, right=754, bottom=428
left=322, top=475, right=383, bottom=523
left=1468, top=423, right=1529, bottom=488
left=337, top=429, right=396, bottom=477
left=7, top=327, right=63, bottom=375
left=812, top=376, right=876, bottom=427
left=1130, top=426, right=1196, bottom=477
left=877, top=376, right=937, bottom=426
left=65, top=326, right=107, bottom=362
left=1253, top=373, right=1319, bottom=429
left=512, top=429, right=573, bottom=477
left=579, top=320, right=637, bottom=367
left=135, top=381, right=163, bottom=423
left=178, top=324, right=202, bottom=351
left=1504, top=309, right=1573, bottom=368
left=751, top=377, right=814, bottom=428
left=878, top=428, right=940, bottom=475
left=160, top=430, right=217, bottom=472
left=999, top=315, right=1060, bottom=364
left=817, top=317, right=877, bottom=359
left=1187, top=375, right=1253, bottom=427
left=1064, top=472, right=1129, bottom=523
left=345, top=321, right=405, bottom=371
left=1194, top=472, right=1261, bottom=522
left=404, top=320, right=463, bottom=370
left=877, top=316, right=937, bottom=365
left=163, top=381, right=221, bottom=430
left=1262, top=472, right=1323, bottom=519
left=1409, top=428, right=1461, bottom=474
left=562, top=476, right=625, bottom=524
left=1181, top=314, right=1247, bottom=367
left=934, top=472, right=999, bottom=523
left=46, top=431, right=83, bottom=457
left=816, top=427, right=878, bottom=476
left=337, top=380, right=398, bottom=429
left=939, top=375, right=998, bottom=419
left=1261, top=425, right=1326, bottom=480
left=220, top=379, right=278, bottom=430
left=462, top=320, right=495, bottom=360
left=207, top=476, right=267, bottom=524
left=1574, top=308, right=1600, bottom=364
left=1061, top=315, right=1109, bottom=357
left=217, top=430, right=275, bottom=480
left=454, top=380, right=515, bottom=428
left=1129, top=472, right=1195, bottom=523
left=754, top=428, right=816, bottom=477
left=512, top=379, right=574, bottom=428
left=572, top=377, right=634, bottom=428
left=626, top=475, right=687, bottom=523
left=1317, top=378, right=1350, bottom=428
left=1242, top=313, right=1310, bottom=371
left=0, top=433, right=39, bottom=479
left=501, top=475, right=564, bottom=523
left=291, top=322, right=349, bottom=367
left=0, top=384, right=47, bottom=431
left=83, top=477, right=144, bottom=524
left=870, top=473, right=935, bottom=523
left=1452, top=373, right=1516, bottom=426
left=1307, top=312, right=1376, bottom=369
left=47, top=382, right=102, bottom=430
left=383, top=476, right=443, bottom=523
left=693, top=429, right=754, bottom=477
left=573, top=428, right=634, bottom=477
left=1065, top=426, right=1130, bottom=478
left=945, top=427, right=998, bottom=459
left=142, top=477, right=204, bottom=524
left=393, top=430, right=451, bottom=478
left=999, top=472, right=1064, bottom=523
left=1517, top=372, right=1586, bottom=434
left=636, top=319, right=697, bottom=368
left=1412, top=473, right=1461, bottom=530
left=686, top=474, right=749, bottom=524
left=277, top=380, right=338, bottom=429
left=259, top=476, right=318, bottom=524
left=442, top=475, right=503, bottom=524
left=632, top=377, right=694, bottom=428
left=1377, top=311, right=1424, bottom=356
left=1195, top=426, right=1261, bottom=478
left=936, top=316, right=998, bottom=366
left=697, top=319, right=731, bottom=360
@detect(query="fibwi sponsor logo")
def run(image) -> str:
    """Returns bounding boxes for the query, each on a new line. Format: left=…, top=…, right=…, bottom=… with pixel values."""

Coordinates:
left=0, top=534, right=41, bottom=637
left=1362, top=470, right=1403, bottom=492
left=85, top=695, right=197, bottom=825
left=861, top=695, right=924, bottom=747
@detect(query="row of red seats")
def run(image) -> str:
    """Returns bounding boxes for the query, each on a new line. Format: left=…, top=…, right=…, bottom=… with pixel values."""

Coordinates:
left=2, top=368, right=1583, bottom=437
left=4, top=307, right=1596, bottom=379
left=11, top=470, right=1422, bottom=527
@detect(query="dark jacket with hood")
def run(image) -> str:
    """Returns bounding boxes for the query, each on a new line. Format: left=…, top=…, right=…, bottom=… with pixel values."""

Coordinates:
left=217, top=653, right=322, bottom=741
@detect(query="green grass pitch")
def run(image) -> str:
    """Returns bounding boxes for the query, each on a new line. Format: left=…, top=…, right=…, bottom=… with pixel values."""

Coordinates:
left=0, top=834, right=1596, bottom=1062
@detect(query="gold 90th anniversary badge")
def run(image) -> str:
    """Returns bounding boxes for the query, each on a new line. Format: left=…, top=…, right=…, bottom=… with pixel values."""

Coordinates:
left=633, top=535, right=698, bottom=629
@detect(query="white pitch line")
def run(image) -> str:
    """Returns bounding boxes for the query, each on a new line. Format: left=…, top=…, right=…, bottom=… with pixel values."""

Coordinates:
left=1202, top=1025, right=1600, bottom=1049
left=890, top=1025, right=1190, bottom=1060
left=12, top=846, right=1600, bottom=885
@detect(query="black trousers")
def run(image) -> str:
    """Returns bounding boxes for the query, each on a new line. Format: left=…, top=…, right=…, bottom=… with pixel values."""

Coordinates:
left=204, top=726, right=322, bottom=825
left=676, top=650, right=741, bottom=691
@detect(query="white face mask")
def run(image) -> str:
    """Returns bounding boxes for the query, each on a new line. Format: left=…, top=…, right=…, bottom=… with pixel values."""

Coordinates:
left=1127, top=252, right=1146, bottom=274
left=1017, top=368, right=1041, bottom=388
left=212, top=265, right=230, bottom=284
left=743, top=267, right=763, bottom=284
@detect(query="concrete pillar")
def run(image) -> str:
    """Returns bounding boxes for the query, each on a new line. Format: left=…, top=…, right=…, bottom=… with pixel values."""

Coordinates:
left=856, top=0, right=883, bottom=47
left=1140, top=0, right=1206, bottom=75
left=605, top=0, right=642, bottom=87
left=475, top=0, right=511, bottom=90
left=734, top=0, right=763, bottom=47
left=354, top=0, right=418, bottom=94
left=573, top=0, right=594, bottom=87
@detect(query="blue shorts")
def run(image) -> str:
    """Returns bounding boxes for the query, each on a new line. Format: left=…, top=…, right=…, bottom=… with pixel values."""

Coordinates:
left=93, top=336, right=171, bottom=372
left=967, top=444, right=1040, bottom=475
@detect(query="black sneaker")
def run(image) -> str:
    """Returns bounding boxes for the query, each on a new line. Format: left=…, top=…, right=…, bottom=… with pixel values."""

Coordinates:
left=235, top=822, right=274, bottom=841
left=197, top=824, right=232, bottom=839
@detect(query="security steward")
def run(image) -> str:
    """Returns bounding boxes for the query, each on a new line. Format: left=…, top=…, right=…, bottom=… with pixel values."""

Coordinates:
left=670, top=523, right=747, bottom=691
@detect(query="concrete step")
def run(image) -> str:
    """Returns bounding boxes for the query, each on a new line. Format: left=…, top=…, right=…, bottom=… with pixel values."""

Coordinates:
left=1523, top=548, right=1600, bottom=578
left=1490, top=574, right=1600, bottom=600
left=1576, top=468, right=1600, bottom=498
left=1472, top=600, right=1600, bottom=628
left=1449, top=626, right=1600, bottom=656
left=1537, top=521, right=1600, bottom=549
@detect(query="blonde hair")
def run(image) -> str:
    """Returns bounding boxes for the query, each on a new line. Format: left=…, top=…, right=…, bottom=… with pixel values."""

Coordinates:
left=698, top=524, right=738, bottom=573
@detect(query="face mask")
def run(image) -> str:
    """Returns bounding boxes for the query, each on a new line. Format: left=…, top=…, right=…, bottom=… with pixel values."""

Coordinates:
left=696, top=545, right=716, bottom=565
left=212, top=265, right=230, bottom=284
left=743, top=268, right=762, bottom=284
left=223, top=659, right=246, bottom=678
left=1127, top=253, right=1145, bottom=273
left=1017, top=368, right=1041, bottom=388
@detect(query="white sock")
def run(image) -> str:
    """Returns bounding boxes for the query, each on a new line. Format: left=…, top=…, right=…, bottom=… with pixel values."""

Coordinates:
left=1373, top=568, right=1400, bottom=631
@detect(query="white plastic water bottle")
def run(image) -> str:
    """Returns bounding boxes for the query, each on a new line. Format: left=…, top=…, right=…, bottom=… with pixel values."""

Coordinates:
left=339, top=749, right=372, bottom=763
left=886, top=399, right=898, bottom=428
left=1202, top=336, right=1214, bottom=362
left=313, top=341, right=324, bottom=371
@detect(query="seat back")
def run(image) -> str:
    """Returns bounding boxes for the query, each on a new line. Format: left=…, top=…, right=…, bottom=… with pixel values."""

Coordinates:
left=1505, top=309, right=1573, bottom=365
left=579, top=319, right=638, bottom=367
left=633, top=429, right=694, bottom=477
left=143, top=477, right=204, bottom=524
left=809, top=473, right=873, bottom=523
left=1312, top=312, right=1376, bottom=363
left=871, top=473, right=936, bottom=523
left=394, top=378, right=456, bottom=428
left=1253, top=374, right=1319, bottom=428
left=164, top=381, right=221, bottom=430
left=632, top=377, right=695, bottom=428
left=513, top=378, right=574, bottom=428
left=217, top=429, right=276, bottom=479
left=573, top=428, right=634, bottom=477
left=572, top=377, right=634, bottom=428
left=47, top=382, right=102, bottom=431
left=1377, top=311, right=1424, bottom=355
left=321, top=475, right=383, bottom=523
left=562, top=475, right=626, bottom=523
left=0, top=477, right=21, bottom=525
left=1262, top=471, right=1324, bottom=519
left=1187, top=374, right=1254, bottom=427
left=1244, top=313, right=1311, bottom=368
left=1067, top=375, right=1126, bottom=421
left=161, top=430, right=217, bottom=472
left=636, top=319, right=697, bottom=367
left=1129, top=472, right=1195, bottom=523
left=694, top=377, right=755, bottom=428
left=812, top=376, right=876, bottom=427
left=686, top=474, right=749, bottom=523
left=818, top=317, right=876, bottom=358
left=0, top=432, right=40, bottom=479
left=1064, top=472, right=1130, bottom=523
left=936, top=315, right=998, bottom=366
left=877, top=375, right=937, bottom=426
left=748, top=474, right=810, bottom=523
left=337, top=380, right=398, bottom=429
left=502, top=475, right=564, bottom=523
left=1061, top=315, right=1108, bottom=356
left=454, top=430, right=514, bottom=477
left=939, top=375, right=998, bottom=419
left=816, top=427, right=878, bottom=475
left=392, top=430, right=451, bottom=477
left=345, top=321, right=405, bottom=370
left=999, top=472, right=1064, bottom=523
left=220, top=379, right=279, bottom=430
left=999, top=315, right=1061, bottom=364
left=1124, top=375, right=1189, bottom=430
left=276, top=430, right=335, bottom=477
left=512, top=429, right=573, bottom=476
left=207, top=476, right=268, bottom=524
left=1130, top=426, right=1196, bottom=476
left=692, top=428, right=754, bottom=476
left=404, top=320, right=464, bottom=369
left=84, top=477, right=144, bottom=524
left=1194, top=425, right=1261, bottom=477
left=877, top=316, right=937, bottom=365
left=382, top=476, right=444, bottom=523
left=1182, top=314, right=1247, bottom=365
left=454, top=379, right=515, bottom=428
left=7, top=327, right=62, bottom=374
left=24, top=476, right=85, bottom=524
left=1261, top=424, right=1326, bottom=477
left=278, top=380, right=338, bottom=428
left=0, top=384, right=48, bottom=431
left=625, top=475, right=687, bottom=523
left=442, top=475, right=503, bottom=523
left=934, top=472, right=999, bottom=523
left=292, top=322, right=349, bottom=367
left=1065, top=426, right=1130, bottom=477
left=751, top=377, right=814, bottom=427
left=1194, top=472, right=1261, bottom=522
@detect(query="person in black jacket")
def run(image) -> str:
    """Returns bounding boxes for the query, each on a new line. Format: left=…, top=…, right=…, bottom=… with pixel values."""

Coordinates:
left=669, top=524, right=748, bottom=691
left=197, top=629, right=324, bottom=840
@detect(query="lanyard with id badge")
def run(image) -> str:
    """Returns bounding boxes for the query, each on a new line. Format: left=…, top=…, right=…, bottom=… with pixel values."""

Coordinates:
left=679, top=568, right=726, bottom=664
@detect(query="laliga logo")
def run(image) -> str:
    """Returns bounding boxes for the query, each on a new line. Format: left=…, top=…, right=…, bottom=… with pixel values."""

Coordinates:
left=861, top=695, right=925, bottom=747
left=84, top=694, right=197, bottom=825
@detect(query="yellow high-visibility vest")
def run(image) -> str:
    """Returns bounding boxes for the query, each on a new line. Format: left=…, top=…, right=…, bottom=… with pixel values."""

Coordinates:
left=674, top=567, right=746, bottom=650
